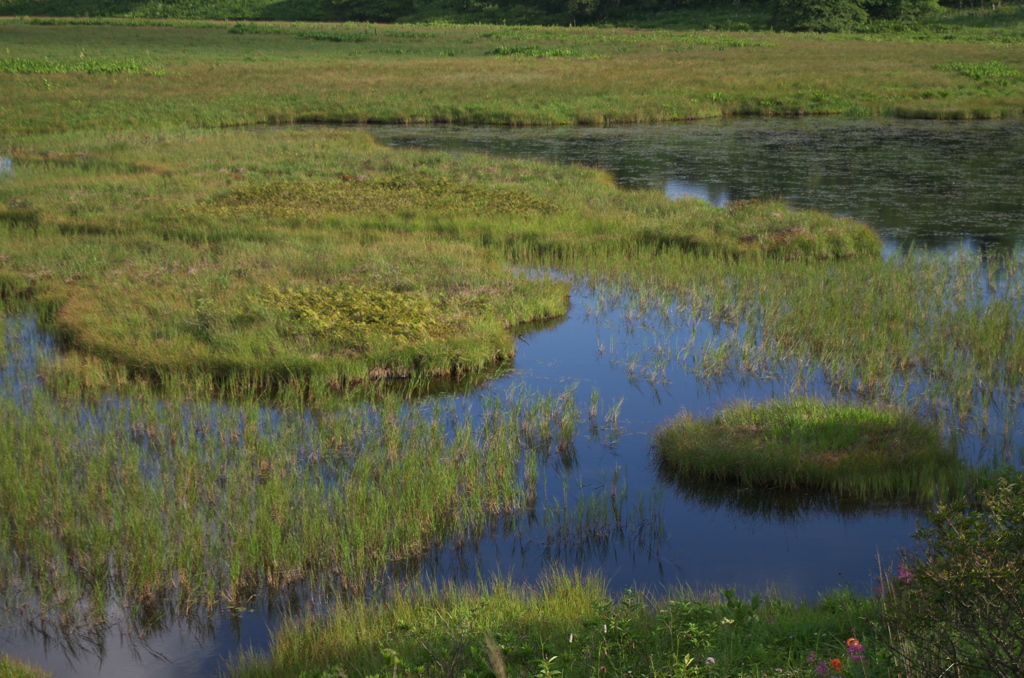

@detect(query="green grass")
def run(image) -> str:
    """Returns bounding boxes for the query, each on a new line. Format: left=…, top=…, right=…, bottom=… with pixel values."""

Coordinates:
left=564, top=248, right=1024, bottom=447
left=0, top=655, right=48, bottom=678
left=655, top=398, right=972, bottom=504
left=230, top=570, right=888, bottom=678
left=0, top=127, right=875, bottom=394
left=0, top=319, right=584, bottom=627
left=0, top=19, right=1022, bottom=135
left=0, top=56, right=160, bottom=74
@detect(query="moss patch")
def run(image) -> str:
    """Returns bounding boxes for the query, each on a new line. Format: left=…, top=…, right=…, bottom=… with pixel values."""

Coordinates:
left=212, top=177, right=557, bottom=218
left=263, top=284, right=442, bottom=350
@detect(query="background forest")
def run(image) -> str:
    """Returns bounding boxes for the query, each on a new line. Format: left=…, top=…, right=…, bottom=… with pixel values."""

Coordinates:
left=1, top=0, right=1020, bottom=33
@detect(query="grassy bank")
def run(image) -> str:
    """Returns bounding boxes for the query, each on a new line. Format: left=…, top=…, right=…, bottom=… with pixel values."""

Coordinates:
left=230, top=571, right=886, bottom=678
left=0, top=19, right=1022, bottom=135
left=0, top=127, right=875, bottom=394
left=655, top=398, right=971, bottom=504
left=227, top=478, right=1024, bottom=678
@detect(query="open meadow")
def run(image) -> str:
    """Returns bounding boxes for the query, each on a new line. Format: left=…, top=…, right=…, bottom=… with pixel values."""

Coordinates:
left=1, top=15, right=1024, bottom=136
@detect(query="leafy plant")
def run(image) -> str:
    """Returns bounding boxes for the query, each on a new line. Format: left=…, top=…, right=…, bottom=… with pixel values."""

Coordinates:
left=263, top=284, right=442, bottom=350
left=771, top=0, right=869, bottom=32
left=937, top=60, right=1024, bottom=86
left=0, top=57, right=160, bottom=74
left=883, top=476, right=1024, bottom=677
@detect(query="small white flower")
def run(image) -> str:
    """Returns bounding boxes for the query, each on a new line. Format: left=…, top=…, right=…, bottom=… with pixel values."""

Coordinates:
left=705, top=657, right=716, bottom=665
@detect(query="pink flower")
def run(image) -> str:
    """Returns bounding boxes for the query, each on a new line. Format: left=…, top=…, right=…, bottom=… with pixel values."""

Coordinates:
left=815, top=660, right=828, bottom=676
left=898, top=564, right=914, bottom=584
left=806, top=652, right=817, bottom=663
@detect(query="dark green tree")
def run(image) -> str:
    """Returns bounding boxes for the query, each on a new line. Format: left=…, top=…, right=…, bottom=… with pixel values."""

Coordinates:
left=771, top=0, right=868, bottom=31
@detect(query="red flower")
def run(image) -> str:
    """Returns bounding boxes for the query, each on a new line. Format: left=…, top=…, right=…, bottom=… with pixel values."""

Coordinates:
left=830, top=658, right=843, bottom=672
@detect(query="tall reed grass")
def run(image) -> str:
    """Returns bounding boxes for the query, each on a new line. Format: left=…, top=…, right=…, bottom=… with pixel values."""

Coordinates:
left=0, top=312, right=611, bottom=632
left=566, top=249, right=1024, bottom=459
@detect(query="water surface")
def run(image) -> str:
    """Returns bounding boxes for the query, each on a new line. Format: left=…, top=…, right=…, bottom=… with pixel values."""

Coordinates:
left=369, top=118, right=1024, bottom=253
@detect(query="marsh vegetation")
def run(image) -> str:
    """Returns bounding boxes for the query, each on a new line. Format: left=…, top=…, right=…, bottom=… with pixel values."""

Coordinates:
left=1, top=17, right=1023, bottom=138
left=1, top=10, right=1023, bottom=678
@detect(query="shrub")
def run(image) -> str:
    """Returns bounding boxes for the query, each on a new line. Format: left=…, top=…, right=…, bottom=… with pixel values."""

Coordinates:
left=772, top=0, right=938, bottom=32
left=866, top=0, right=939, bottom=21
left=884, top=476, right=1024, bottom=677
left=771, top=0, right=869, bottom=32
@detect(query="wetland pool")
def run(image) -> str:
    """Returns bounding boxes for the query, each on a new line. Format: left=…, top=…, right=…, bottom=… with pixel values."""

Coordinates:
left=3, top=118, right=1024, bottom=677
left=369, top=118, right=1024, bottom=253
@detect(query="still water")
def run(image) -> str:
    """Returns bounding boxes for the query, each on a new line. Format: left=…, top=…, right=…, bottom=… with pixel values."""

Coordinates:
left=369, top=118, right=1024, bottom=253
left=3, top=118, right=1023, bottom=677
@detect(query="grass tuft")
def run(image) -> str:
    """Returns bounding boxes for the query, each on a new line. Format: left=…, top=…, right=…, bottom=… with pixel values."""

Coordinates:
left=655, top=398, right=973, bottom=504
left=0, top=655, right=48, bottom=678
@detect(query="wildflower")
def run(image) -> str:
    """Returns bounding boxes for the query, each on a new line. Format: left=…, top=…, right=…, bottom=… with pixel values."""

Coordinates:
left=805, top=652, right=817, bottom=663
left=898, top=564, right=914, bottom=584
left=830, top=658, right=843, bottom=672
left=846, top=638, right=858, bottom=647
left=705, top=657, right=716, bottom=665
left=815, top=661, right=828, bottom=676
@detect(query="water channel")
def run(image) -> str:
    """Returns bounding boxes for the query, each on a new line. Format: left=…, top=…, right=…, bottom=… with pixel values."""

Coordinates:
left=2, top=118, right=1023, bottom=677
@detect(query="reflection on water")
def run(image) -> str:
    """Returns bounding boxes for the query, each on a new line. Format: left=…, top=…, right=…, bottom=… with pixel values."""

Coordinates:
left=7, top=119, right=1024, bottom=676
left=664, top=179, right=729, bottom=206
left=0, top=157, right=12, bottom=176
left=0, top=279, right=922, bottom=676
left=656, top=462, right=923, bottom=524
left=368, top=119, right=1024, bottom=254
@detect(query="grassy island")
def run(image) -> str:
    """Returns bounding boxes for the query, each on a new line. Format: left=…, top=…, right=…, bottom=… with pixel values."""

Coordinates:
left=655, top=398, right=971, bottom=504
left=0, top=127, right=877, bottom=395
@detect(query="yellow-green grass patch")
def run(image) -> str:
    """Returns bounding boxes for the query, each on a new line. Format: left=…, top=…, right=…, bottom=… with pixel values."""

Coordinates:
left=0, top=126, right=876, bottom=395
left=0, top=21, right=1022, bottom=136
left=0, top=655, right=48, bottom=678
